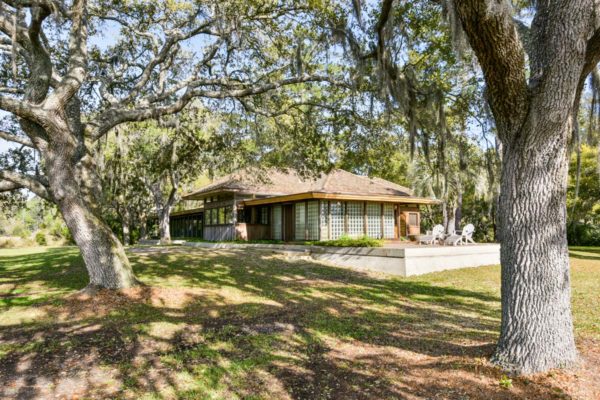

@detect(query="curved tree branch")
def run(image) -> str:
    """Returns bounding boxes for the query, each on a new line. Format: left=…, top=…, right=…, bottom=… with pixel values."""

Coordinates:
left=0, top=130, right=34, bottom=147
left=0, top=169, right=50, bottom=200
left=46, top=0, right=87, bottom=107
left=88, top=74, right=344, bottom=141
left=452, top=0, right=528, bottom=141
left=0, top=180, right=22, bottom=192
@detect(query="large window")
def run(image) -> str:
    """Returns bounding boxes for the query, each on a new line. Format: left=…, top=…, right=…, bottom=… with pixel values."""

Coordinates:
left=319, top=201, right=329, bottom=240
left=307, top=201, right=319, bottom=240
left=205, top=206, right=233, bottom=226
left=170, top=214, right=203, bottom=238
left=347, top=202, right=364, bottom=238
left=260, top=207, right=269, bottom=225
left=330, top=201, right=345, bottom=239
left=272, top=205, right=282, bottom=240
left=383, top=204, right=395, bottom=239
left=366, top=203, right=382, bottom=238
left=295, top=202, right=306, bottom=240
left=224, top=206, right=233, bottom=224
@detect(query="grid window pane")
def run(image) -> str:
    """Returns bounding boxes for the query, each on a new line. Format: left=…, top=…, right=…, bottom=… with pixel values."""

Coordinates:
left=366, top=203, right=382, bottom=238
left=273, top=205, right=282, bottom=240
left=330, top=201, right=345, bottom=240
left=383, top=204, right=395, bottom=239
left=307, top=201, right=319, bottom=240
left=295, top=202, right=306, bottom=240
left=347, top=202, right=364, bottom=238
left=320, top=201, right=329, bottom=240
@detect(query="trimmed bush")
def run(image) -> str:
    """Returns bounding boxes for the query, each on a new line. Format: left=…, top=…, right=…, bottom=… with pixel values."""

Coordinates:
left=567, top=223, right=600, bottom=246
left=309, top=235, right=384, bottom=248
left=35, top=232, right=47, bottom=246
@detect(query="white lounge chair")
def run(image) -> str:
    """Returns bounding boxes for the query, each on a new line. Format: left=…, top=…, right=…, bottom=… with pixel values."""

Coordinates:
left=445, top=224, right=475, bottom=246
left=418, top=224, right=445, bottom=245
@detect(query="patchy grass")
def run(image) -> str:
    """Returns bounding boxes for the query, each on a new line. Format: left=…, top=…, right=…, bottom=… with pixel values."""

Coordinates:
left=0, top=246, right=598, bottom=399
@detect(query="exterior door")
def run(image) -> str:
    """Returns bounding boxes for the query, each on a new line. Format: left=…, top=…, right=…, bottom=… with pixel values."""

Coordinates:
left=283, top=204, right=294, bottom=241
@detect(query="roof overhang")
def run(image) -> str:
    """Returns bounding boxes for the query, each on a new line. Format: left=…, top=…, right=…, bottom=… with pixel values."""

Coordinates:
left=170, top=207, right=204, bottom=217
left=241, top=191, right=441, bottom=206
left=182, top=189, right=235, bottom=200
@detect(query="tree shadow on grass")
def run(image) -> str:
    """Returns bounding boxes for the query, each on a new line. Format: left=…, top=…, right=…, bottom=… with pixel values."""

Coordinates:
left=0, top=246, right=584, bottom=399
left=569, top=249, right=600, bottom=261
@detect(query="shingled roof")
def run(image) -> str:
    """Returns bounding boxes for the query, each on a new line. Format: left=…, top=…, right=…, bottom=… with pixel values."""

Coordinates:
left=183, top=168, right=414, bottom=200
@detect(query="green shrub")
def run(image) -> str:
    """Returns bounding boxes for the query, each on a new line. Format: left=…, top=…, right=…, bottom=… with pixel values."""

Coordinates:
left=309, top=234, right=384, bottom=248
left=0, top=238, right=16, bottom=248
left=34, top=232, right=47, bottom=246
left=567, top=222, right=600, bottom=246
left=11, top=223, right=31, bottom=239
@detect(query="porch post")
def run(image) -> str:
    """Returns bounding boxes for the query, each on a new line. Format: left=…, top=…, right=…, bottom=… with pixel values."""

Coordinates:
left=232, top=192, right=237, bottom=240
left=380, top=203, right=384, bottom=239
left=363, top=201, right=367, bottom=236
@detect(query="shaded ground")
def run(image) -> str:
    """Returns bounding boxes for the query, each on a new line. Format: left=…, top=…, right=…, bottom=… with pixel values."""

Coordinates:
left=0, top=245, right=598, bottom=399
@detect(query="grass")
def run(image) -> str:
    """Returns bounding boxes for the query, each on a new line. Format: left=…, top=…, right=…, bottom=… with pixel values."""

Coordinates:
left=0, top=246, right=598, bottom=399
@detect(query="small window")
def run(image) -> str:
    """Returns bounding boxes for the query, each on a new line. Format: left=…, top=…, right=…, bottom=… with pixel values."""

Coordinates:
left=408, top=212, right=418, bottom=226
left=218, top=207, right=225, bottom=224
left=224, top=206, right=232, bottom=224
left=260, top=207, right=269, bottom=225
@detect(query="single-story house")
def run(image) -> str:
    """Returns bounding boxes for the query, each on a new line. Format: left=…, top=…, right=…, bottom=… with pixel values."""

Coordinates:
left=169, top=168, right=439, bottom=242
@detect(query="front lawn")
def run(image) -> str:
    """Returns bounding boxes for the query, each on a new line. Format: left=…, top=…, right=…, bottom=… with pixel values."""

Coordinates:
left=0, top=246, right=598, bottom=399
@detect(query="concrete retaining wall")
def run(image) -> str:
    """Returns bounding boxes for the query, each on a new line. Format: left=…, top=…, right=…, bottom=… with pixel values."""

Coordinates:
left=402, top=244, right=500, bottom=276
left=171, top=241, right=501, bottom=277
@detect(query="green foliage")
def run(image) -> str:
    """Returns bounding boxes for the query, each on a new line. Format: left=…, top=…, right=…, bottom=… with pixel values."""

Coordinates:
left=498, top=375, right=513, bottom=389
left=0, top=198, right=72, bottom=246
left=567, top=144, right=600, bottom=224
left=566, top=144, right=600, bottom=246
left=567, top=223, right=600, bottom=246
left=308, top=234, right=383, bottom=247
left=34, top=232, right=47, bottom=246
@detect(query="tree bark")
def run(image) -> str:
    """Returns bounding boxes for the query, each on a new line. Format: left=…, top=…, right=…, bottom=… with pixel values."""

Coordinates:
left=139, top=212, right=148, bottom=241
left=491, top=111, right=578, bottom=374
left=454, top=185, right=463, bottom=231
left=157, top=206, right=171, bottom=243
left=122, top=210, right=131, bottom=246
left=45, top=141, right=139, bottom=290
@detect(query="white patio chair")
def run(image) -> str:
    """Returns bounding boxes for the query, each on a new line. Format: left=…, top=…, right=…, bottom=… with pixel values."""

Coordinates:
left=445, top=223, right=475, bottom=246
left=418, top=224, right=445, bottom=245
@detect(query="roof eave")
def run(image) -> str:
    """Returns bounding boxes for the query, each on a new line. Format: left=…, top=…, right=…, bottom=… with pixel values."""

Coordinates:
left=241, top=191, right=441, bottom=206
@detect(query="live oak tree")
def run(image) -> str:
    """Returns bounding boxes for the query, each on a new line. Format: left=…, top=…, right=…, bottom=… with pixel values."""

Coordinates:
left=0, top=0, right=337, bottom=290
left=347, top=0, right=600, bottom=373
left=443, top=0, right=600, bottom=374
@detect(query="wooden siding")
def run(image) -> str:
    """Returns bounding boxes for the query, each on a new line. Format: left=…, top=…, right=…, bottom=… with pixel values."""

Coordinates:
left=204, top=225, right=235, bottom=241
left=236, top=223, right=270, bottom=241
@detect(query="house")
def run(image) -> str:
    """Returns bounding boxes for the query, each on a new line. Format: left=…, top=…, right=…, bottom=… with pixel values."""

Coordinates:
left=169, top=168, right=439, bottom=242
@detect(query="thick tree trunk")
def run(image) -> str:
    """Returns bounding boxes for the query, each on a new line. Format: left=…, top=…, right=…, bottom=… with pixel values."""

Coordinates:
left=492, top=116, right=578, bottom=373
left=122, top=214, right=131, bottom=246
left=45, top=146, right=139, bottom=290
left=151, top=179, right=177, bottom=244
left=158, top=207, right=171, bottom=243
left=139, top=212, right=148, bottom=241
left=454, top=187, right=463, bottom=231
